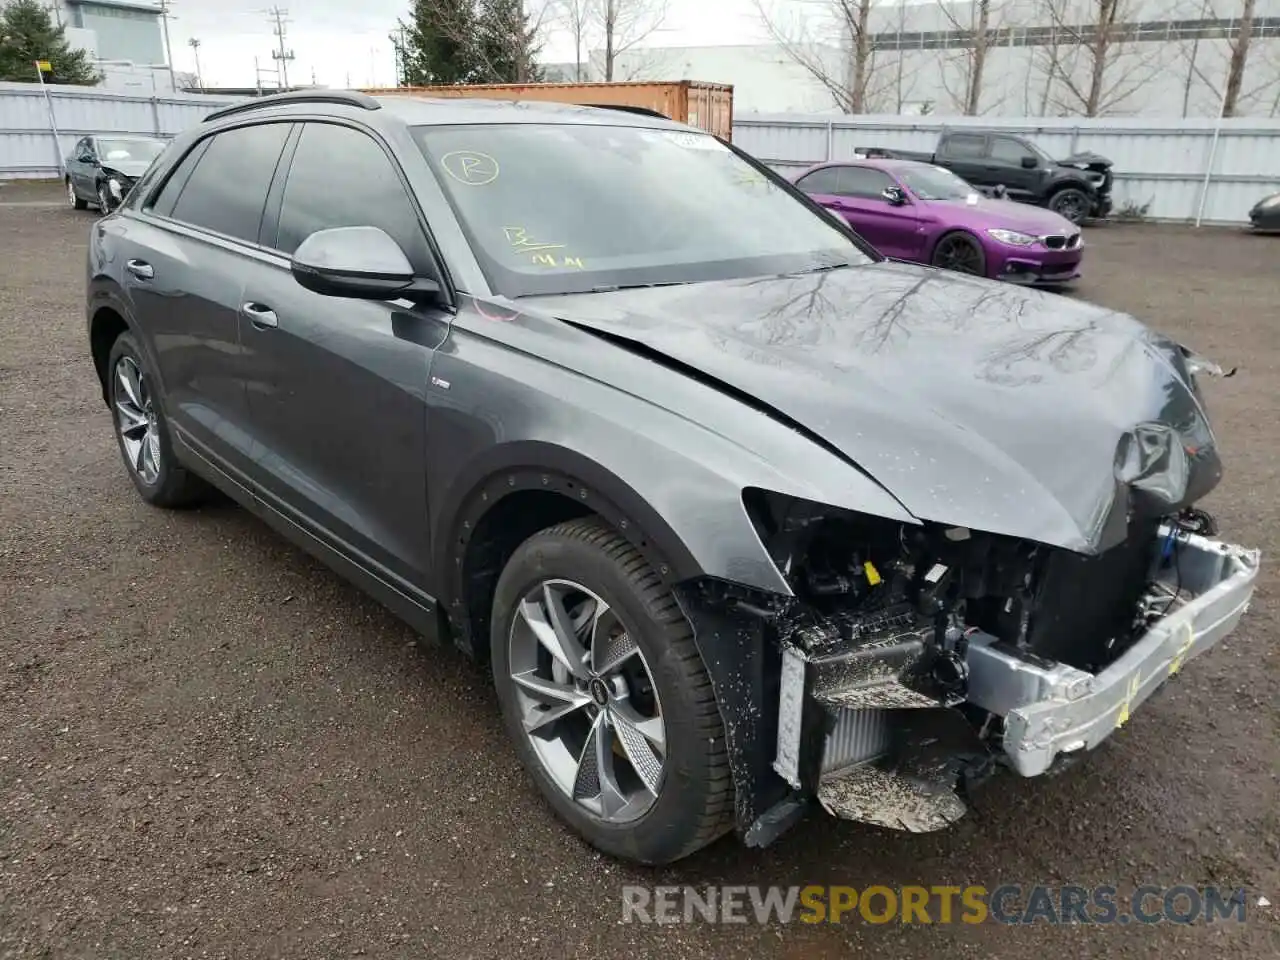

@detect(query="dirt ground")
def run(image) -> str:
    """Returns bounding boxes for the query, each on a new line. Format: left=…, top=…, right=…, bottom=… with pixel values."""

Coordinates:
left=1, top=184, right=1277, bottom=959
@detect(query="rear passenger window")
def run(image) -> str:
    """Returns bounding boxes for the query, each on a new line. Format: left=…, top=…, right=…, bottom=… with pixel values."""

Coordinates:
left=166, top=123, right=291, bottom=243
left=273, top=122, right=426, bottom=264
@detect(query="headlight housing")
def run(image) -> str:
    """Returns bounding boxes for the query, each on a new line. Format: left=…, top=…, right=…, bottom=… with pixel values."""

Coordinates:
left=986, top=228, right=1037, bottom=246
left=107, top=177, right=124, bottom=200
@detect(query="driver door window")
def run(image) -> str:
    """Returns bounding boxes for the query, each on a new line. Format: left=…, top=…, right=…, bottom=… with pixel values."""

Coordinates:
left=272, top=121, right=429, bottom=268
left=834, top=167, right=896, bottom=200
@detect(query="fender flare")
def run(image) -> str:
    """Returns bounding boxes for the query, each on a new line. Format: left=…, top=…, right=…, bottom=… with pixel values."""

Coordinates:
left=433, top=441, right=705, bottom=631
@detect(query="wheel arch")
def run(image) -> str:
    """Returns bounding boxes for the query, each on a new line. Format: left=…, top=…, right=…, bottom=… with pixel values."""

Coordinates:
left=929, top=227, right=984, bottom=263
left=89, top=303, right=131, bottom=405
left=434, top=444, right=704, bottom=660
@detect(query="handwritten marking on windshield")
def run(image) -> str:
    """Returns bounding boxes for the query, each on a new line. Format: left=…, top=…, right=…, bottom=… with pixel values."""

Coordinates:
left=441, top=151, right=500, bottom=185
left=503, top=226, right=564, bottom=256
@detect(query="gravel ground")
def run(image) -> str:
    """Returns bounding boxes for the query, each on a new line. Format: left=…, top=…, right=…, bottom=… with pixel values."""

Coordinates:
left=1, top=186, right=1277, bottom=959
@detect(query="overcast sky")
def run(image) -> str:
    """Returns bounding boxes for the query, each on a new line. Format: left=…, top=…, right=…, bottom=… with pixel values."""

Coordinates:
left=164, top=0, right=773, bottom=89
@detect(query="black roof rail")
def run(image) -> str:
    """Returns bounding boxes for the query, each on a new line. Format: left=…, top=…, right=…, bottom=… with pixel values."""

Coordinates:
left=203, top=89, right=380, bottom=124
left=579, top=103, right=674, bottom=122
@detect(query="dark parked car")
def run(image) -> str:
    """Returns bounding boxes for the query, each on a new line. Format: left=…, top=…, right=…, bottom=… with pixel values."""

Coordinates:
left=86, top=91, right=1259, bottom=865
left=1248, top=190, right=1280, bottom=231
left=858, top=130, right=1113, bottom=225
left=794, top=158, right=1083, bottom=285
left=65, top=134, right=166, bottom=213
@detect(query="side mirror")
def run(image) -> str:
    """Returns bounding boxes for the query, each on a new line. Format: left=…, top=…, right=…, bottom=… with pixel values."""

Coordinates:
left=291, top=226, right=439, bottom=302
left=1020, top=156, right=1037, bottom=169
left=882, top=186, right=908, bottom=206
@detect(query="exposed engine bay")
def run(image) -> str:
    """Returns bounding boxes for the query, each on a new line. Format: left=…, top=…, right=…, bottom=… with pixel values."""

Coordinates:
left=707, top=490, right=1260, bottom=838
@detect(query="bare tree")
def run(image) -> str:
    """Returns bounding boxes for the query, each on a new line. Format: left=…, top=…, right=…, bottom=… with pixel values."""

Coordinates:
left=755, top=0, right=892, bottom=113
left=1040, top=0, right=1164, bottom=116
left=934, top=0, right=1001, bottom=115
left=553, top=0, right=594, bottom=80
left=1177, top=0, right=1280, bottom=116
left=594, top=0, right=669, bottom=81
left=1178, top=0, right=1269, bottom=116
left=1034, top=0, right=1071, bottom=115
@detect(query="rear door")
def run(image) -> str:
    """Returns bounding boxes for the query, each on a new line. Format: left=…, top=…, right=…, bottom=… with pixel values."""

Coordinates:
left=936, top=133, right=989, bottom=189
left=125, top=121, right=294, bottom=486
left=238, top=120, right=452, bottom=589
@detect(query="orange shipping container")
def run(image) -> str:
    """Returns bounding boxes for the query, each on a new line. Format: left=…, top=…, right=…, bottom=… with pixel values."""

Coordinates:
left=360, top=80, right=734, bottom=141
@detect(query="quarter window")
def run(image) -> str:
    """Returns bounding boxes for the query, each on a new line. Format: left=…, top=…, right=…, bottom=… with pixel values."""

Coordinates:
left=165, top=122, right=291, bottom=244
left=273, top=122, right=427, bottom=264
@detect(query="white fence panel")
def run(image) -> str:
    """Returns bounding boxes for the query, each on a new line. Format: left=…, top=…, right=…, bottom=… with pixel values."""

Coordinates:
left=734, top=114, right=1280, bottom=225
left=0, top=81, right=238, bottom=179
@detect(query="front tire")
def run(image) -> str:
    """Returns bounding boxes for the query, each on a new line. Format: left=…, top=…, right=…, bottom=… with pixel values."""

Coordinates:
left=107, top=331, right=209, bottom=508
left=1049, top=187, right=1090, bottom=224
left=67, top=179, right=87, bottom=210
left=491, top=517, right=733, bottom=864
left=931, top=231, right=988, bottom=277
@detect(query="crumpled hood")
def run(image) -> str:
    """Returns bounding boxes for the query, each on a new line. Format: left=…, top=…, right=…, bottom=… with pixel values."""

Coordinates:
left=524, top=261, right=1221, bottom=554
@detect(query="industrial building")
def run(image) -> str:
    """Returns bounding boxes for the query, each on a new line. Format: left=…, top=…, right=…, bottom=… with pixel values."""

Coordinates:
left=549, top=0, right=1280, bottom=118
left=53, top=0, right=176, bottom=93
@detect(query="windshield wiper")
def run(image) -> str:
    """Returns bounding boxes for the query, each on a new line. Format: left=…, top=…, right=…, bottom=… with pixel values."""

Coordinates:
left=584, top=281, right=692, bottom=294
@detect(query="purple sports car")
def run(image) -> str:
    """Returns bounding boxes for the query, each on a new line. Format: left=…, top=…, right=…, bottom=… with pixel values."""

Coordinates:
left=794, top=158, right=1083, bottom=286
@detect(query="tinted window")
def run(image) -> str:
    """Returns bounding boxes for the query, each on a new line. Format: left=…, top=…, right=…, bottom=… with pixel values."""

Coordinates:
left=990, top=137, right=1035, bottom=165
left=413, top=123, right=869, bottom=298
left=275, top=123, right=426, bottom=262
left=836, top=166, right=896, bottom=199
left=941, top=134, right=985, bottom=158
left=795, top=167, right=842, bottom=195
left=168, top=123, right=291, bottom=243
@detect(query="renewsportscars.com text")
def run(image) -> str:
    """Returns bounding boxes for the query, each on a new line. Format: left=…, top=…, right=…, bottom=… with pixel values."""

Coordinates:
left=621, top=884, right=1250, bottom=925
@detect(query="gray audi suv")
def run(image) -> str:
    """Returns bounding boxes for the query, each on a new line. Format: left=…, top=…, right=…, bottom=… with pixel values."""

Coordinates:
left=87, top=90, right=1258, bottom=865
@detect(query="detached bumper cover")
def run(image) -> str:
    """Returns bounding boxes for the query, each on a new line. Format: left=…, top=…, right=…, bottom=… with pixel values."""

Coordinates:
left=966, top=531, right=1260, bottom=777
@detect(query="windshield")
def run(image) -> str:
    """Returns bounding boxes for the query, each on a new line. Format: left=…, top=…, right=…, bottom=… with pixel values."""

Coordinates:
left=898, top=165, right=977, bottom=201
left=97, top=138, right=165, bottom=162
left=412, top=123, right=872, bottom=297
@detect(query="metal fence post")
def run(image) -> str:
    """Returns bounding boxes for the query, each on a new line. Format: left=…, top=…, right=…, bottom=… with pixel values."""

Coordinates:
left=826, top=119, right=834, bottom=161
left=150, top=95, right=162, bottom=136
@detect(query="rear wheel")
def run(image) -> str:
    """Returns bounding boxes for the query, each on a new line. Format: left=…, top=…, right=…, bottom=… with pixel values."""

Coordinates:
left=67, top=179, right=87, bottom=210
left=107, top=331, right=210, bottom=508
left=490, top=517, right=733, bottom=864
left=1049, top=187, right=1090, bottom=224
left=932, top=231, right=987, bottom=277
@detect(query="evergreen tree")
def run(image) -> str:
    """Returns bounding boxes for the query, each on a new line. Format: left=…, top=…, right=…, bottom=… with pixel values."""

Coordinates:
left=0, top=0, right=100, bottom=85
left=397, top=0, right=480, bottom=86
left=476, top=0, right=543, bottom=83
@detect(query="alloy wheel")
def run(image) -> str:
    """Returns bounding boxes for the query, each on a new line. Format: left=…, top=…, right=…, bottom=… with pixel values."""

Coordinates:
left=935, top=236, right=984, bottom=275
left=1053, top=192, right=1088, bottom=224
left=113, top=355, right=161, bottom=485
left=508, top=579, right=666, bottom=823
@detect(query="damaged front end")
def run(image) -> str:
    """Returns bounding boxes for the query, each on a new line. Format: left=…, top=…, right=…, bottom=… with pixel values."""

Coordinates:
left=676, top=490, right=1259, bottom=845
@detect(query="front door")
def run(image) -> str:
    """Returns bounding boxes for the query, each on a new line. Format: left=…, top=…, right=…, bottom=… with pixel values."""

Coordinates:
left=986, top=136, right=1043, bottom=202
left=239, top=120, right=451, bottom=589
left=828, top=166, right=922, bottom=261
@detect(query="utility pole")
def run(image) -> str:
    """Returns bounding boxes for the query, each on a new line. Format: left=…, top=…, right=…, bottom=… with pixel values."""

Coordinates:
left=188, top=37, right=203, bottom=91
left=158, top=0, right=177, bottom=92
left=266, top=7, right=295, bottom=90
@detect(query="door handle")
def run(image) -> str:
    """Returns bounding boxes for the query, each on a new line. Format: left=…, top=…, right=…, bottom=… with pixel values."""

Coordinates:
left=126, top=259, right=154, bottom=281
left=242, top=302, right=278, bottom=328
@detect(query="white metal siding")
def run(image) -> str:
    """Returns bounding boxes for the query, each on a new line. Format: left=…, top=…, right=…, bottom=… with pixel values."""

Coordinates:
left=736, top=114, right=1280, bottom=224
